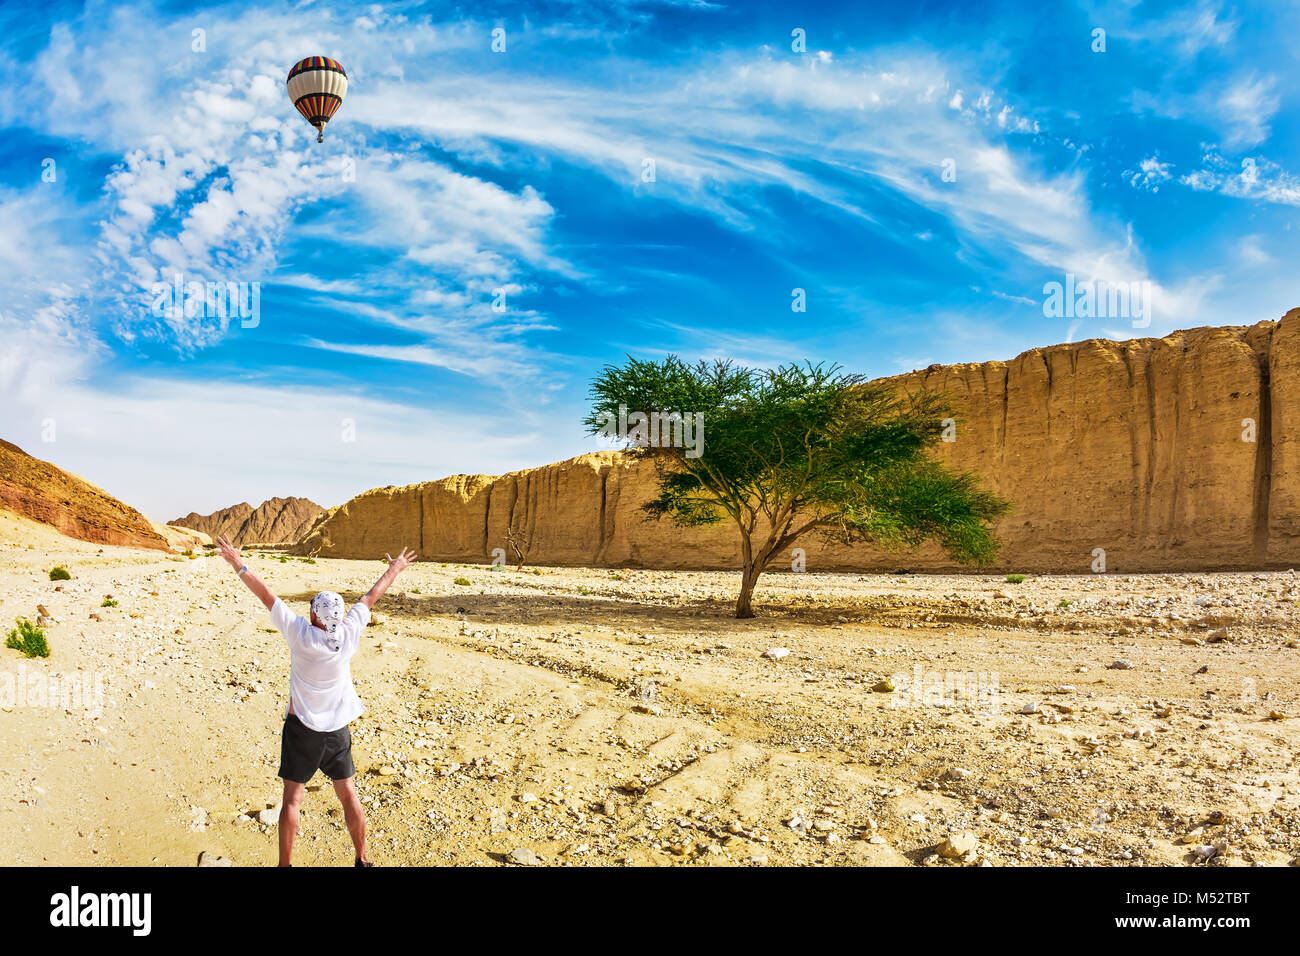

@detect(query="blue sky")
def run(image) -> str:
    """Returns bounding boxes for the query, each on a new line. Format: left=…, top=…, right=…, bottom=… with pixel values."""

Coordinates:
left=1, top=0, right=1297, bottom=519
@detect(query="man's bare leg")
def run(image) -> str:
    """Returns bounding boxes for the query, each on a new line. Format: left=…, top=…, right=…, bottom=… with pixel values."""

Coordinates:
left=278, top=780, right=306, bottom=867
left=333, top=776, right=368, bottom=864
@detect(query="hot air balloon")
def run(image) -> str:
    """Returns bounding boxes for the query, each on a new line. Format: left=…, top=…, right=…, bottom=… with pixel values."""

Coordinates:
left=286, top=56, right=348, bottom=143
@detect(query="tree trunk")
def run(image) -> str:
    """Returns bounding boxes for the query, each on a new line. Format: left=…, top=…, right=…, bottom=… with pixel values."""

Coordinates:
left=735, top=560, right=762, bottom=618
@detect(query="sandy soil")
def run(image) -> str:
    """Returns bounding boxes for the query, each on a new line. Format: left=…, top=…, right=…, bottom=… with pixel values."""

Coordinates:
left=1, top=526, right=1298, bottom=867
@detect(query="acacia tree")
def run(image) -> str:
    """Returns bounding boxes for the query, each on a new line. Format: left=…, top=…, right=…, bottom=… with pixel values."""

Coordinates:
left=585, top=357, right=1009, bottom=618
left=505, top=522, right=532, bottom=570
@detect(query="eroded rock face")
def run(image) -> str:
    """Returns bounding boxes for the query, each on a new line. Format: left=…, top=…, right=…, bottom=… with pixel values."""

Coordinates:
left=297, top=311, right=1300, bottom=573
left=0, top=439, right=169, bottom=551
left=172, top=497, right=323, bottom=546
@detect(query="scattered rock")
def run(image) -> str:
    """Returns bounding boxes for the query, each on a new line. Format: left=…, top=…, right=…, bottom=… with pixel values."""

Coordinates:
left=938, top=832, right=979, bottom=859
left=507, top=847, right=541, bottom=866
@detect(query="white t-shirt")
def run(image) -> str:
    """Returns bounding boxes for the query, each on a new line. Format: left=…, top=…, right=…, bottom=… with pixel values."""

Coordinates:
left=270, top=597, right=369, bottom=732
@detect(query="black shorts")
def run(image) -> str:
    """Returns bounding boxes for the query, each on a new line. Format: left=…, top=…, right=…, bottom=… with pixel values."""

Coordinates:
left=278, top=714, right=355, bottom=784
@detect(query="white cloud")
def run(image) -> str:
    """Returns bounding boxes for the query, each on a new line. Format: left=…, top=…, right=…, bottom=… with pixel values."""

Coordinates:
left=1123, top=156, right=1173, bottom=191
left=1181, top=151, right=1300, bottom=206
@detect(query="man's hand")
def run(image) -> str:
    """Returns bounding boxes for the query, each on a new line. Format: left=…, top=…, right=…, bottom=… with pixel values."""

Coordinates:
left=384, top=547, right=418, bottom=575
left=219, top=533, right=276, bottom=610
left=361, top=547, right=418, bottom=609
left=217, top=534, right=244, bottom=572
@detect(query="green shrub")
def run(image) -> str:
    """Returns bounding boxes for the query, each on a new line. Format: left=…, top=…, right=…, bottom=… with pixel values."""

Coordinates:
left=453, top=576, right=471, bottom=586
left=100, top=597, right=118, bottom=608
left=1005, top=573, right=1026, bottom=584
left=1058, top=599, right=1072, bottom=608
left=48, top=566, right=71, bottom=581
left=5, top=618, right=50, bottom=658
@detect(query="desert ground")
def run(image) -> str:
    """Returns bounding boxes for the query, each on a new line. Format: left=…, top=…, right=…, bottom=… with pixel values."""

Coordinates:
left=1, top=515, right=1298, bottom=867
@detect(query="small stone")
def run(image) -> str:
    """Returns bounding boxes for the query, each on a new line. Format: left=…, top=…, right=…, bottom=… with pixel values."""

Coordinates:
left=256, top=807, right=280, bottom=826
left=871, top=679, right=895, bottom=693
left=507, top=847, right=541, bottom=866
left=198, top=851, right=232, bottom=867
left=1108, top=659, right=1134, bottom=670
left=633, top=702, right=663, bottom=716
left=763, top=647, right=791, bottom=660
left=938, top=832, right=979, bottom=859
left=517, top=792, right=538, bottom=803
left=1018, top=701, right=1041, bottom=714
left=942, top=767, right=972, bottom=782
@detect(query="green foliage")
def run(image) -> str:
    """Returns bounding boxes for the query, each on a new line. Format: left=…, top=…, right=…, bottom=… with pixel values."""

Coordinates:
left=5, top=618, right=50, bottom=658
left=48, top=566, right=71, bottom=581
left=100, top=597, right=118, bottom=608
left=586, top=357, right=1009, bottom=615
left=1058, top=598, right=1072, bottom=608
left=1005, top=574, right=1026, bottom=584
left=453, top=576, right=471, bottom=586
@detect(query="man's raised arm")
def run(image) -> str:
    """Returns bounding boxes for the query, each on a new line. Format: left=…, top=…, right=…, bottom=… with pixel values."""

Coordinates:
left=218, top=534, right=277, bottom=611
left=361, top=548, right=417, bottom=609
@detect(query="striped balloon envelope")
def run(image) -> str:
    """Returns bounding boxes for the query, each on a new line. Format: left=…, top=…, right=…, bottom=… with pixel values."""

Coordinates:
left=286, top=56, right=348, bottom=143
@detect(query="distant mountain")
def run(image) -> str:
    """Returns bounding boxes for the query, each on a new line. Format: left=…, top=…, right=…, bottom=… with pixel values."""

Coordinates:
left=0, top=439, right=169, bottom=551
left=172, top=496, right=324, bottom=546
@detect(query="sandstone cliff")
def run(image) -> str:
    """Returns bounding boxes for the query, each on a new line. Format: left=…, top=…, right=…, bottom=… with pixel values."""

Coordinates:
left=0, top=439, right=169, bottom=551
left=296, top=310, right=1300, bottom=573
left=172, top=497, right=323, bottom=546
